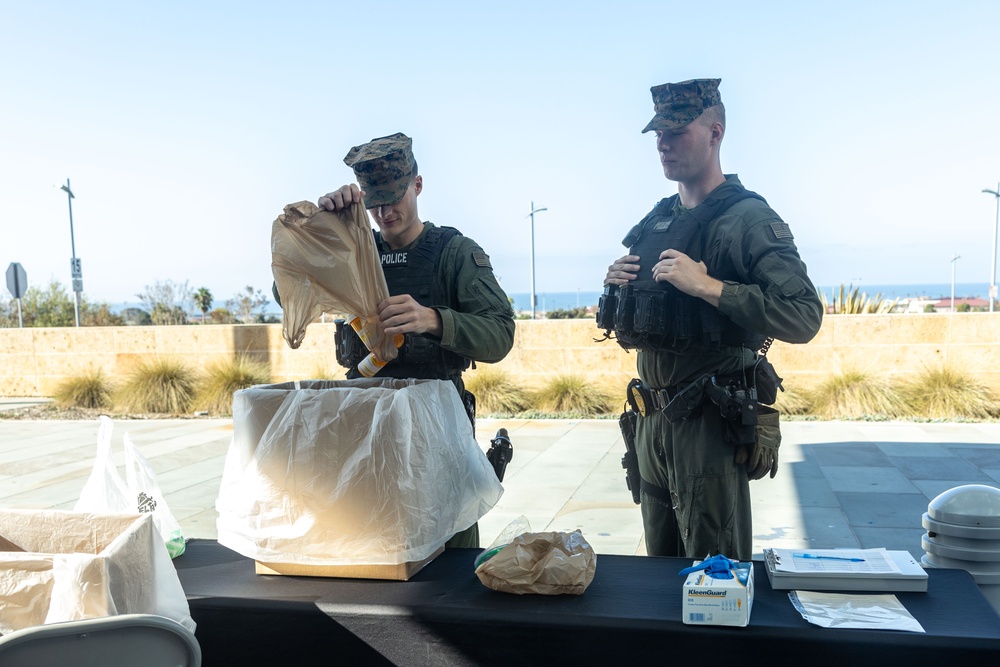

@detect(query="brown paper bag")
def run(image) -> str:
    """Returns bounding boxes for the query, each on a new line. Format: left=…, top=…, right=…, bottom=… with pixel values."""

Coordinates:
left=270, top=200, right=396, bottom=359
left=475, top=530, right=597, bottom=595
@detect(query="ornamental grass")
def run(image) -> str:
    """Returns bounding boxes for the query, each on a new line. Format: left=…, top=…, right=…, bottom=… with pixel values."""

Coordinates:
left=806, top=368, right=908, bottom=420
left=899, top=364, right=1000, bottom=420
left=52, top=368, right=114, bottom=410
left=464, top=366, right=530, bottom=415
left=772, top=385, right=812, bottom=416
left=529, top=373, right=615, bottom=417
left=193, top=354, right=272, bottom=416
left=116, top=357, right=197, bottom=415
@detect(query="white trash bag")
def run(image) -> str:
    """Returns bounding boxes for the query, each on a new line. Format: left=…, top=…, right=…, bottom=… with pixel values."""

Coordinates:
left=75, top=416, right=186, bottom=558
left=216, top=378, right=504, bottom=566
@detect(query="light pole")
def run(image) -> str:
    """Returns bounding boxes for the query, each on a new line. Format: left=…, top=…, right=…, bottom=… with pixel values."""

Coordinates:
left=983, top=184, right=999, bottom=313
left=951, top=253, right=961, bottom=312
left=60, top=178, right=81, bottom=327
left=526, top=202, right=547, bottom=319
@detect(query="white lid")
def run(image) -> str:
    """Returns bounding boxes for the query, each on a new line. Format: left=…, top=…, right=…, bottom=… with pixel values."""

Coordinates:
left=927, top=484, right=1000, bottom=527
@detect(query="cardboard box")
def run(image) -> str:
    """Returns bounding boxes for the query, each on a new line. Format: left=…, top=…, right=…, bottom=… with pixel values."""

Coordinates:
left=0, top=510, right=193, bottom=634
left=217, top=379, right=503, bottom=579
left=681, top=560, right=754, bottom=627
left=255, top=546, right=444, bottom=581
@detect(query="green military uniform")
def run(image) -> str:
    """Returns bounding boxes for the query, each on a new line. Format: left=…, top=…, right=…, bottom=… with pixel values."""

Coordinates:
left=621, top=79, right=824, bottom=560
left=634, top=175, right=823, bottom=560
left=346, top=133, right=515, bottom=549
left=372, top=220, right=515, bottom=549
left=371, top=220, right=515, bottom=393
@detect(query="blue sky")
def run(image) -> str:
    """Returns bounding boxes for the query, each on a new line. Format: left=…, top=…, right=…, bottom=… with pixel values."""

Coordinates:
left=2, top=1, right=1000, bottom=306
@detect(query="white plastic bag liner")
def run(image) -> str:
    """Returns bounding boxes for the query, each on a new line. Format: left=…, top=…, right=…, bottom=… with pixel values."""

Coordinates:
left=0, top=510, right=194, bottom=634
left=74, top=416, right=186, bottom=558
left=216, top=378, right=504, bottom=566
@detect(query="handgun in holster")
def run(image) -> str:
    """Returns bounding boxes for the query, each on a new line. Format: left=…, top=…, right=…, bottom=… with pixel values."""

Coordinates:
left=486, top=428, right=513, bottom=482
left=661, top=374, right=710, bottom=423
left=704, top=375, right=758, bottom=446
left=619, top=409, right=641, bottom=504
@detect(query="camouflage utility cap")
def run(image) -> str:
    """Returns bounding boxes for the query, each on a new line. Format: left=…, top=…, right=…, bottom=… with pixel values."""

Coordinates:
left=343, top=132, right=417, bottom=208
left=641, top=78, right=722, bottom=133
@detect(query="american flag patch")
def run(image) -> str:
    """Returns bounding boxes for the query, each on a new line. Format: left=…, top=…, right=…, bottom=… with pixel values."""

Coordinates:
left=473, top=252, right=492, bottom=268
left=770, top=222, right=793, bottom=239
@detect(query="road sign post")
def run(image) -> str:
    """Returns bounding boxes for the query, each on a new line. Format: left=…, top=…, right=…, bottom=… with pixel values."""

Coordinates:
left=5, top=262, right=27, bottom=328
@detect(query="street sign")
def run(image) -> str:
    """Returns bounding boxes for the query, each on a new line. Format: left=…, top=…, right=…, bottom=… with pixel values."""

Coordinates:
left=5, top=262, right=27, bottom=299
left=72, top=278, right=84, bottom=293
left=70, top=257, right=82, bottom=279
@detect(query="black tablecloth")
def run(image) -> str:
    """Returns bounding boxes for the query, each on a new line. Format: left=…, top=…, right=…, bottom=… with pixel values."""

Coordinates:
left=174, top=539, right=1000, bottom=666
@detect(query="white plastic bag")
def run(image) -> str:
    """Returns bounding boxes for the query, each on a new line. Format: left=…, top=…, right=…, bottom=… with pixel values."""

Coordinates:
left=217, top=378, right=504, bottom=566
left=75, top=416, right=186, bottom=558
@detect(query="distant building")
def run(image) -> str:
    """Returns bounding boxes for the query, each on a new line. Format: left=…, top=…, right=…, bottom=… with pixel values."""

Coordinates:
left=894, top=296, right=989, bottom=313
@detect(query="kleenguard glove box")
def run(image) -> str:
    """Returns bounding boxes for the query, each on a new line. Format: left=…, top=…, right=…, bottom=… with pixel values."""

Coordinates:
left=681, top=560, right=754, bottom=627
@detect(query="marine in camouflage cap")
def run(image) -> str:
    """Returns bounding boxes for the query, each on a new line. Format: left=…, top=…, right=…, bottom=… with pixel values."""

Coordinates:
left=641, top=78, right=722, bottom=133
left=343, top=132, right=418, bottom=209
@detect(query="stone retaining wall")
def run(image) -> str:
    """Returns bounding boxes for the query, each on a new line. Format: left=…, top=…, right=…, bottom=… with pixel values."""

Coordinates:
left=2, top=314, right=999, bottom=396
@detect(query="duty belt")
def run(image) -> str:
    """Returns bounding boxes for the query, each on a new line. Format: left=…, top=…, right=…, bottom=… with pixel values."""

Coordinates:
left=626, top=378, right=677, bottom=417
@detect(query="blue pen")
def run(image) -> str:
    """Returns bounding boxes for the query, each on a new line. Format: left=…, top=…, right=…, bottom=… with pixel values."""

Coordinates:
left=793, top=552, right=865, bottom=562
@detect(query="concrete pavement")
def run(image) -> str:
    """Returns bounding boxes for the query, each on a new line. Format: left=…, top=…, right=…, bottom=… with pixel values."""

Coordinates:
left=1, top=408, right=998, bottom=560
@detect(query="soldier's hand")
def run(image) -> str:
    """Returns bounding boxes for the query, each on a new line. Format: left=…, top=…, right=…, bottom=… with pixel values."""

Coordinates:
left=735, top=440, right=778, bottom=480
left=652, top=249, right=723, bottom=306
left=735, top=405, right=781, bottom=481
left=318, top=184, right=365, bottom=211
left=604, top=255, right=640, bottom=286
left=377, top=295, right=443, bottom=338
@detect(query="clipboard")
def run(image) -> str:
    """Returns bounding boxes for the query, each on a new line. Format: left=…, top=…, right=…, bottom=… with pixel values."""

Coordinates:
left=763, top=548, right=928, bottom=592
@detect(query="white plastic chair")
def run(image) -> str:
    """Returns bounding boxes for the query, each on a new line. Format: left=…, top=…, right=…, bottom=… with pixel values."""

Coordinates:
left=0, top=613, right=201, bottom=667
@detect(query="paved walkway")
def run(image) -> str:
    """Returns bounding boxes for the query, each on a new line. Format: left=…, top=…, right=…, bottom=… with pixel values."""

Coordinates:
left=1, top=405, right=998, bottom=560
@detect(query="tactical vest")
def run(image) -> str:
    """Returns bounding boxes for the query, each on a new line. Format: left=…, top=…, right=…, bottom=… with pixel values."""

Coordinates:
left=338, top=225, right=471, bottom=379
left=601, top=188, right=767, bottom=354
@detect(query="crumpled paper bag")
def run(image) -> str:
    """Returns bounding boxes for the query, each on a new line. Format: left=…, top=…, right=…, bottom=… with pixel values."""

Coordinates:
left=475, top=530, right=597, bottom=595
left=270, top=200, right=396, bottom=359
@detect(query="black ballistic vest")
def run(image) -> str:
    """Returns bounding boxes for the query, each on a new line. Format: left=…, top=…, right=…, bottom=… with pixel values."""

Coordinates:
left=611, top=189, right=766, bottom=353
left=341, top=225, right=470, bottom=378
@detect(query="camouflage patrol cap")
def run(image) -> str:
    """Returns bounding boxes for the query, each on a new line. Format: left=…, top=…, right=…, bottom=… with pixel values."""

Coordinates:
left=641, top=78, right=722, bottom=133
left=342, top=132, right=417, bottom=208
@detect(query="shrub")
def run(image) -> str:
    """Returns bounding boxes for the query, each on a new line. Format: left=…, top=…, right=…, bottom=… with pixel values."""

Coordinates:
left=530, top=373, right=614, bottom=417
left=772, top=384, right=812, bottom=416
left=465, top=366, right=529, bottom=415
left=806, top=368, right=908, bottom=419
left=309, top=362, right=345, bottom=381
left=821, top=284, right=898, bottom=314
left=52, top=369, right=113, bottom=409
left=900, top=364, right=999, bottom=420
left=194, top=354, right=272, bottom=415
left=116, top=357, right=197, bottom=414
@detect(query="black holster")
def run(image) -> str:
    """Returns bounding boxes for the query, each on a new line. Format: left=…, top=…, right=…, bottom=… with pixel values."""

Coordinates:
left=619, top=409, right=640, bottom=505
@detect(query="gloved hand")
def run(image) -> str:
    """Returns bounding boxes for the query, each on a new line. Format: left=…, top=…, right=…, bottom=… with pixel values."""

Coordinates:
left=734, top=405, right=781, bottom=480
left=735, top=440, right=778, bottom=480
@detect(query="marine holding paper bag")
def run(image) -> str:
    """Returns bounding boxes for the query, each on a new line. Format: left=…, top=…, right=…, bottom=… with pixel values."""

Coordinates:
left=272, top=133, right=515, bottom=548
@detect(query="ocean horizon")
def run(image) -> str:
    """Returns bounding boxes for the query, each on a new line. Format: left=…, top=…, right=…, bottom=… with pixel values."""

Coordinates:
left=105, top=282, right=994, bottom=316
left=506, top=282, right=994, bottom=313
